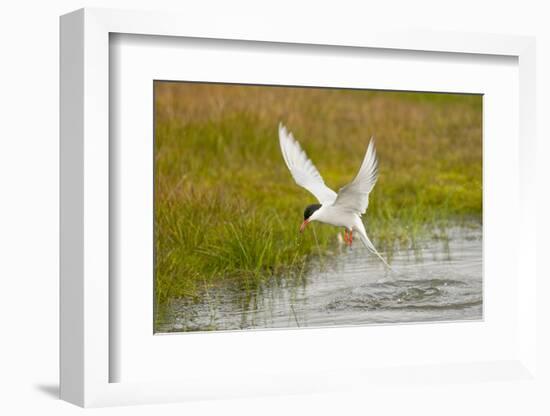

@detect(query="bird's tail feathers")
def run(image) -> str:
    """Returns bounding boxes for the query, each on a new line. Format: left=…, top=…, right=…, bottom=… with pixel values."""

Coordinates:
left=357, top=229, right=392, bottom=270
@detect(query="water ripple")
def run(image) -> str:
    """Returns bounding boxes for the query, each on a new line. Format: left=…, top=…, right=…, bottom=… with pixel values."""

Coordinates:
left=157, top=226, right=482, bottom=332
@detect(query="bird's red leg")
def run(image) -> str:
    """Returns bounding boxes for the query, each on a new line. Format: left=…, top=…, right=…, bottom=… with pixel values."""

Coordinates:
left=349, top=230, right=353, bottom=246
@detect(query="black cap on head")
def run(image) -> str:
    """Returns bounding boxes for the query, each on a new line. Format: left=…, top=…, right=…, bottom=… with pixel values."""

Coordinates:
left=303, top=204, right=322, bottom=220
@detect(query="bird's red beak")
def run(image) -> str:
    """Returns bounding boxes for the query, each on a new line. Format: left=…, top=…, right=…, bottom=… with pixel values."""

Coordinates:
left=300, top=220, right=309, bottom=233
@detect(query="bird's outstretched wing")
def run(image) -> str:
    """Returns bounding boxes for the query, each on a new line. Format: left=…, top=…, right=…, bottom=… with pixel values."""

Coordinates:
left=333, top=138, right=378, bottom=215
left=278, top=123, right=337, bottom=204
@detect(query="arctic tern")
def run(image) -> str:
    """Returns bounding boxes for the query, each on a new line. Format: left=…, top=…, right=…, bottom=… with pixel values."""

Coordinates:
left=278, top=123, right=390, bottom=268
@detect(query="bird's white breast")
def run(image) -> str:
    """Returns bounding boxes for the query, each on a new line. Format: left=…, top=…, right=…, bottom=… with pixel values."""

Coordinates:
left=314, top=205, right=356, bottom=229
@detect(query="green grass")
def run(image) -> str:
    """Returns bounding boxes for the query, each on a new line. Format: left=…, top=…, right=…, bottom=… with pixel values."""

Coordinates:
left=154, top=83, right=482, bottom=318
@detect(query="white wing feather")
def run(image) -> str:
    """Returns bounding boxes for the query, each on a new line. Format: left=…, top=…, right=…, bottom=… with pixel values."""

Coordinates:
left=278, top=123, right=337, bottom=204
left=333, top=138, right=378, bottom=214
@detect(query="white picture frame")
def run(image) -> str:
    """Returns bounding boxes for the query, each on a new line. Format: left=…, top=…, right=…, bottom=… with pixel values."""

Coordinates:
left=60, top=7, right=538, bottom=408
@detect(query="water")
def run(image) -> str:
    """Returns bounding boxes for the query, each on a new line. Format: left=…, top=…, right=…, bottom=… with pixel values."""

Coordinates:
left=156, top=226, right=482, bottom=332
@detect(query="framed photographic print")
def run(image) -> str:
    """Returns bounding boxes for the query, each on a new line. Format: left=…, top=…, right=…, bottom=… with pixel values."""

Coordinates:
left=60, top=7, right=539, bottom=408
left=152, top=81, right=483, bottom=334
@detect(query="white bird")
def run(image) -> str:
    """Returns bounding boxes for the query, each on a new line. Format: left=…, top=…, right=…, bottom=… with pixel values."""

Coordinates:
left=278, top=123, right=390, bottom=268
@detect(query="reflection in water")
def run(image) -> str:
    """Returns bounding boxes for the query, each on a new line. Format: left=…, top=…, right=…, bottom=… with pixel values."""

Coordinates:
left=156, top=226, right=482, bottom=332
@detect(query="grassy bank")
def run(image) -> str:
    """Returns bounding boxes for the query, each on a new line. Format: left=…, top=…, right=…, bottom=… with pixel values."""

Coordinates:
left=154, top=83, right=482, bottom=311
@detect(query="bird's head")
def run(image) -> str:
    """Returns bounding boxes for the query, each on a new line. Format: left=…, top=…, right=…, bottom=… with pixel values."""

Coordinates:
left=300, top=203, right=322, bottom=233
